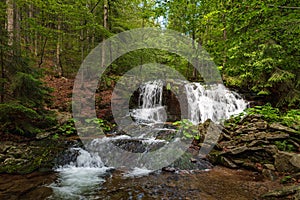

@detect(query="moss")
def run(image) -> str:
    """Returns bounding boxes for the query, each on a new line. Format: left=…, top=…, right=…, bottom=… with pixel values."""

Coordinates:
left=0, top=137, right=68, bottom=174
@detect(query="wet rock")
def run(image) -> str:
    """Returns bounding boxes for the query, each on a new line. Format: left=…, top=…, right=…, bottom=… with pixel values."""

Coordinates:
left=156, top=129, right=176, bottom=141
left=0, top=143, right=12, bottom=153
left=270, top=123, right=298, bottom=134
left=274, top=151, right=300, bottom=173
left=248, top=140, right=269, bottom=147
left=113, top=139, right=145, bottom=153
left=198, top=119, right=222, bottom=154
left=0, top=139, right=74, bottom=174
left=220, top=157, right=238, bottom=168
left=262, top=184, right=300, bottom=199
left=264, top=164, right=275, bottom=171
left=0, top=154, right=6, bottom=162
left=255, top=121, right=268, bottom=130
left=290, top=154, right=300, bottom=169
left=170, top=152, right=213, bottom=170
left=238, top=114, right=263, bottom=125
left=238, top=132, right=289, bottom=143
left=209, top=113, right=300, bottom=175
left=112, top=139, right=165, bottom=153
left=222, top=145, right=277, bottom=156
left=292, top=172, right=300, bottom=179
left=162, top=167, right=176, bottom=173
left=4, top=158, right=28, bottom=165
left=262, top=169, right=277, bottom=181
left=7, top=146, right=27, bottom=158
left=220, top=131, right=231, bottom=141
left=223, top=146, right=249, bottom=155
left=36, top=132, right=53, bottom=140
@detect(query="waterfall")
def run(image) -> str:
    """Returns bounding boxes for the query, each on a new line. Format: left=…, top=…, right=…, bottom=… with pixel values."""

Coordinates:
left=130, top=81, right=248, bottom=125
left=130, top=80, right=166, bottom=123
left=50, top=81, right=247, bottom=198
left=185, top=83, right=248, bottom=124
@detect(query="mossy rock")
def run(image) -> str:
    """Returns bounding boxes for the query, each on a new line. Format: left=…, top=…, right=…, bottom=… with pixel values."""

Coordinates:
left=0, top=137, right=72, bottom=174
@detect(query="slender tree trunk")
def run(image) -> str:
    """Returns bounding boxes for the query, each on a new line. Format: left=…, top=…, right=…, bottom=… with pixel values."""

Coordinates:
left=28, top=3, right=37, bottom=55
left=14, top=1, right=21, bottom=56
left=101, top=0, right=108, bottom=68
left=56, top=18, right=62, bottom=76
left=34, top=31, right=38, bottom=56
left=38, top=37, right=47, bottom=68
left=80, top=27, right=84, bottom=63
left=0, top=41, right=4, bottom=103
left=6, top=0, right=14, bottom=47
left=192, top=30, right=198, bottom=79
left=222, top=13, right=227, bottom=68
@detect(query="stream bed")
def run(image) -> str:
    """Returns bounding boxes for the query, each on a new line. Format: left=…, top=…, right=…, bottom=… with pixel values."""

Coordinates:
left=0, top=166, right=281, bottom=200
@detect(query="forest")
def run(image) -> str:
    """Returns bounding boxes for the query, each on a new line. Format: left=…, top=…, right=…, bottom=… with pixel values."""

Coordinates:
left=0, top=0, right=299, bottom=199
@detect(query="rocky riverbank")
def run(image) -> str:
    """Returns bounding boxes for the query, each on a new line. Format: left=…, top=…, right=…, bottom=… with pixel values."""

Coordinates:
left=0, top=112, right=299, bottom=199
left=0, top=137, right=79, bottom=174
left=200, top=114, right=300, bottom=199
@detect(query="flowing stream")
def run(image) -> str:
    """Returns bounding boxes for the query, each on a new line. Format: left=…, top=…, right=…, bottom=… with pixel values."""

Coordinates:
left=48, top=81, right=248, bottom=199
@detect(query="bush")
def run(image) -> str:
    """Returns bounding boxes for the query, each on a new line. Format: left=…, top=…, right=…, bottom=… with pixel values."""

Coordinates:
left=246, top=103, right=280, bottom=122
left=0, top=103, right=56, bottom=136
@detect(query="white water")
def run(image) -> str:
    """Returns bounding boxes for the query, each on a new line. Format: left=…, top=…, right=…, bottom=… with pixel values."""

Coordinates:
left=49, top=148, right=112, bottom=199
left=123, top=167, right=154, bottom=178
left=185, top=83, right=248, bottom=124
left=131, top=81, right=247, bottom=124
left=50, top=81, right=247, bottom=198
left=130, top=80, right=166, bottom=123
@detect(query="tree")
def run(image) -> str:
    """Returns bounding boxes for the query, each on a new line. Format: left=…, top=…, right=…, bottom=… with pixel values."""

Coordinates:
left=159, top=0, right=300, bottom=108
left=0, top=0, right=55, bottom=136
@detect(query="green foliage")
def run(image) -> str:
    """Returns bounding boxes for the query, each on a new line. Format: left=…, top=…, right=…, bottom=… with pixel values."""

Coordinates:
left=0, top=102, right=55, bottom=135
left=0, top=54, right=56, bottom=136
left=245, top=104, right=300, bottom=129
left=281, top=109, right=300, bottom=130
left=274, top=140, right=295, bottom=152
left=158, top=0, right=300, bottom=108
left=11, top=72, right=52, bottom=108
left=225, top=112, right=246, bottom=126
left=55, top=118, right=113, bottom=139
left=280, top=175, right=292, bottom=184
left=85, top=118, right=113, bottom=132
left=58, top=118, right=77, bottom=136
left=172, top=119, right=200, bottom=140
left=246, top=103, right=280, bottom=122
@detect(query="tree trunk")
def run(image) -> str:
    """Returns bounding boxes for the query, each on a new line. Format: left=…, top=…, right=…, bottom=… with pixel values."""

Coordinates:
left=6, top=0, right=13, bottom=47
left=56, top=18, right=62, bottom=76
left=222, top=13, right=227, bottom=68
left=0, top=40, right=4, bottom=103
left=14, top=1, right=21, bottom=56
left=192, top=30, right=198, bottom=79
left=101, top=0, right=108, bottom=68
left=80, top=26, right=84, bottom=63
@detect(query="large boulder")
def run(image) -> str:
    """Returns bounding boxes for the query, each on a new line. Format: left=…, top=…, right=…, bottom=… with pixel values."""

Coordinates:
left=274, top=151, right=300, bottom=173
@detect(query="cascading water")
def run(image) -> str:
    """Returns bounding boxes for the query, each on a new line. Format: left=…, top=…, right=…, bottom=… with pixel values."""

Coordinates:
left=49, top=80, right=248, bottom=199
left=49, top=148, right=113, bottom=199
left=185, top=83, right=248, bottom=124
left=130, top=80, right=166, bottom=123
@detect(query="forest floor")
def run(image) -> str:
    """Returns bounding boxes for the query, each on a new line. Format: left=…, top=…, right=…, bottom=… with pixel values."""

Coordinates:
left=44, top=75, right=113, bottom=121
